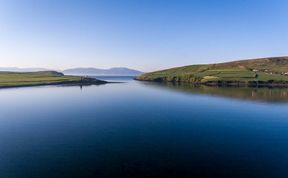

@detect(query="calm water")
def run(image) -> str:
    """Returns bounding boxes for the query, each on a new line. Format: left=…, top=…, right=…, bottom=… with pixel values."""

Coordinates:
left=1, top=77, right=288, bottom=178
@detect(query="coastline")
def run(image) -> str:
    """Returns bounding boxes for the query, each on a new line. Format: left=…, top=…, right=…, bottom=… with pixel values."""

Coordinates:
left=0, top=79, right=108, bottom=89
left=135, top=78, right=288, bottom=88
left=0, top=71, right=108, bottom=89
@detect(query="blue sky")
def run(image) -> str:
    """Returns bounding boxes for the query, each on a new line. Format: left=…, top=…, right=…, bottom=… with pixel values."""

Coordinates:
left=0, top=0, right=287, bottom=72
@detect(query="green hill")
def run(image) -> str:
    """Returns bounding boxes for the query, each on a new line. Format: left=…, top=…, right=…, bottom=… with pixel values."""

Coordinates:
left=136, top=57, right=288, bottom=87
left=0, top=71, right=107, bottom=88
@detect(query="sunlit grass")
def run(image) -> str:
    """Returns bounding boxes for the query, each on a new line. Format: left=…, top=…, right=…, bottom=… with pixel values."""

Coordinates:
left=0, top=71, right=83, bottom=87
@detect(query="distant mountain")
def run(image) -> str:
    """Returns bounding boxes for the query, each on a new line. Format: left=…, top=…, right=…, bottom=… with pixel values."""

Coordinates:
left=0, top=67, right=49, bottom=72
left=63, top=67, right=143, bottom=76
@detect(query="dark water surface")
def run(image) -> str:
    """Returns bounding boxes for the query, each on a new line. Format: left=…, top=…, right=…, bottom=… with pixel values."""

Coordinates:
left=1, top=77, right=288, bottom=178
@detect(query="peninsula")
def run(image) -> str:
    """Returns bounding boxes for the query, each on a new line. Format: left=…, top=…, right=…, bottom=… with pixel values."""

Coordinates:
left=136, top=57, right=288, bottom=87
left=0, top=71, right=107, bottom=88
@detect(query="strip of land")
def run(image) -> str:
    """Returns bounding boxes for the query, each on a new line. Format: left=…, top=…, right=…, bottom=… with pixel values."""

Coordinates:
left=136, top=57, right=288, bottom=87
left=0, top=71, right=107, bottom=88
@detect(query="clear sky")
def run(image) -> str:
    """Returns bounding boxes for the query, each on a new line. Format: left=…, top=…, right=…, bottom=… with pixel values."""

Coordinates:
left=0, top=0, right=287, bottom=72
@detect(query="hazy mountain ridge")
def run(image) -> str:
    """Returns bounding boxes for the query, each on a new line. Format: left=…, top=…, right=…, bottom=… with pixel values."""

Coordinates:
left=0, top=67, right=49, bottom=72
left=63, top=67, right=143, bottom=76
left=0, top=67, right=143, bottom=76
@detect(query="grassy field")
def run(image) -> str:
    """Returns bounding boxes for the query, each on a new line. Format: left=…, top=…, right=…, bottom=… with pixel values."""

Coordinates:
left=136, top=57, right=288, bottom=86
left=0, top=71, right=106, bottom=88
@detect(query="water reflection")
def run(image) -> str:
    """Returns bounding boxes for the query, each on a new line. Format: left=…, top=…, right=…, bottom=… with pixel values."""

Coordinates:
left=141, top=82, right=288, bottom=103
left=1, top=78, right=288, bottom=177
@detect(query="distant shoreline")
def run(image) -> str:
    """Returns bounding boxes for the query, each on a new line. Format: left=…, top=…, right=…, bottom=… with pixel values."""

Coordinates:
left=0, top=71, right=108, bottom=89
left=0, top=80, right=107, bottom=89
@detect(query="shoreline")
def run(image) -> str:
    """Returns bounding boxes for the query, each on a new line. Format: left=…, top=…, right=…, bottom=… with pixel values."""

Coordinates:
left=135, top=78, right=288, bottom=88
left=0, top=71, right=110, bottom=89
left=0, top=79, right=109, bottom=89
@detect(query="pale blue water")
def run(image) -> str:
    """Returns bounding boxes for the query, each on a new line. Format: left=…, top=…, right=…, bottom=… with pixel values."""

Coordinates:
left=0, top=77, right=288, bottom=178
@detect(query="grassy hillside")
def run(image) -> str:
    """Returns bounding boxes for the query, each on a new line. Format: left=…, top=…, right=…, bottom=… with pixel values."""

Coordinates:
left=0, top=71, right=106, bottom=88
left=136, top=57, right=288, bottom=87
